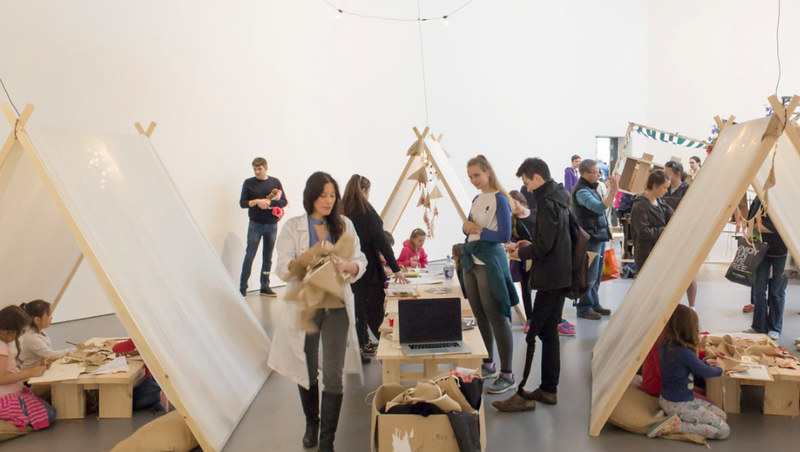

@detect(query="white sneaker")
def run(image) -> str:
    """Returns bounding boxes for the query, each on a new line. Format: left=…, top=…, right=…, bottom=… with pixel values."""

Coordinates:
left=794, top=337, right=800, bottom=345
left=767, top=331, right=780, bottom=340
left=742, top=328, right=757, bottom=334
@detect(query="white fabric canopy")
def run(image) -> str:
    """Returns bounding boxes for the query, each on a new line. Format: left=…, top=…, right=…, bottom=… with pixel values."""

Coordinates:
left=5, top=125, right=271, bottom=451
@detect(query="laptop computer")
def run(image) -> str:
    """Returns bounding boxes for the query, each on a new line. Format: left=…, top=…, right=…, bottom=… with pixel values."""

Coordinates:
left=398, top=297, right=472, bottom=356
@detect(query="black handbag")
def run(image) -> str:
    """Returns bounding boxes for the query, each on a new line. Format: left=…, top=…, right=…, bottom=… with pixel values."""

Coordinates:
left=725, top=236, right=768, bottom=286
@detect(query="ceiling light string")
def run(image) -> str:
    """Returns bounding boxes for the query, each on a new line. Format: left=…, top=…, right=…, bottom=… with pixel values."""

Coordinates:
left=417, top=0, right=430, bottom=126
left=322, top=0, right=474, bottom=23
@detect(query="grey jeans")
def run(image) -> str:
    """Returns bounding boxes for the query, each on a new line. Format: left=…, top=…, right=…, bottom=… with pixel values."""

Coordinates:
left=304, top=307, right=349, bottom=394
left=463, top=264, right=514, bottom=373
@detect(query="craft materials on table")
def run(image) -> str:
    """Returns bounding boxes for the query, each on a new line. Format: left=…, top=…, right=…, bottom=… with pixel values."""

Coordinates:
left=51, top=337, right=131, bottom=374
left=385, top=287, right=420, bottom=298
left=424, top=287, right=452, bottom=295
left=88, top=355, right=129, bottom=375
left=28, top=362, right=86, bottom=384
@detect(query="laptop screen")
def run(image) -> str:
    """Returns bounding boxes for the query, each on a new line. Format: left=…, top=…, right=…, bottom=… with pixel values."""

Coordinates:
left=398, top=297, right=462, bottom=343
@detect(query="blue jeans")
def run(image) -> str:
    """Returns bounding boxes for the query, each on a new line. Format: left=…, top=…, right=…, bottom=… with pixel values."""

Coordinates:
left=577, top=240, right=605, bottom=315
left=752, top=255, right=787, bottom=334
left=240, top=221, right=278, bottom=291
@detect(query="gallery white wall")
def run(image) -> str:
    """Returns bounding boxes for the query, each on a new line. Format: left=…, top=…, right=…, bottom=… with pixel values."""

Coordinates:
left=1, top=1, right=798, bottom=321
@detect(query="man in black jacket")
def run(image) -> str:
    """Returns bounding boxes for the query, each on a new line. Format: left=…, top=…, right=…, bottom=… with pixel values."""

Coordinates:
left=506, top=158, right=572, bottom=406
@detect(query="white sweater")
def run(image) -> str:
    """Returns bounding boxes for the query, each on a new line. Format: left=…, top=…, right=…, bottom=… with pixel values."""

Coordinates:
left=19, top=329, right=74, bottom=367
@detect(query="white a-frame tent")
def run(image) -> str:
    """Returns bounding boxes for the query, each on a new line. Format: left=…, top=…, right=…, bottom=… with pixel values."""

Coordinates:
left=0, top=104, right=271, bottom=452
left=590, top=95, right=800, bottom=435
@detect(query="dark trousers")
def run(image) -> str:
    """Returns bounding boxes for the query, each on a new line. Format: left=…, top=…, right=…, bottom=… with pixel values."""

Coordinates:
left=524, top=289, right=565, bottom=393
left=519, top=271, right=533, bottom=320
left=240, top=221, right=278, bottom=291
left=304, top=308, right=349, bottom=394
left=352, top=284, right=386, bottom=347
left=132, top=376, right=162, bottom=411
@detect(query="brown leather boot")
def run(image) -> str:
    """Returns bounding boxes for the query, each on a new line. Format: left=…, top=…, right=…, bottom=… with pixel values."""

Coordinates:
left=530, top=388, right=558, bottom=405
left=491, top=392, right=536, bottom=412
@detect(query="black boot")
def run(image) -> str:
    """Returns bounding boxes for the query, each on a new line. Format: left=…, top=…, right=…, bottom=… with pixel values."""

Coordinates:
left=298, top=383, right=319, bottom=448
left=318, top=391, right=344, bottom=452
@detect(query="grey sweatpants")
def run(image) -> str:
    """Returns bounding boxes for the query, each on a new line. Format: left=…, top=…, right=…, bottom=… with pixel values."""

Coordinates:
left=659, top=396, right=730, bottom=439
left=463, top=264, right=514, bottom=373
left=304, top=307, right=349, bottom=394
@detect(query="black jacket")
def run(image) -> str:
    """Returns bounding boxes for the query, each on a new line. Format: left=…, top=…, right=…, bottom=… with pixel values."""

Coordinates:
left=571, top=177, right=611, bottom=242
left=347, top=205, right=401, bottom=288
left=518, top=180, right=572, bottom=290
left=749, top=197, right=787, bottom=256
left=630, top=194, right=673, bottom=270
left=662, top=181, right=689, bottom=211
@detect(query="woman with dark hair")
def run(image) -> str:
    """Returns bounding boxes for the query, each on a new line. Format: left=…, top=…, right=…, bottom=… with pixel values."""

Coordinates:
left=269, top=172, right=367, bottom=452
left=630, top=170, right=674, bottom=272
left=342, top=174, right=408, bottom=363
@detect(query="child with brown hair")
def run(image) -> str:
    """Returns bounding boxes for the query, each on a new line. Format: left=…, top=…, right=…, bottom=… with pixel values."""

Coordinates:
left=0, top=305, right=54, bottom=431
left=648, top=305, right=729, bottom=439
left=19, top=300, right=85, bottom=367
left=397, top=228, right=428, bottom=269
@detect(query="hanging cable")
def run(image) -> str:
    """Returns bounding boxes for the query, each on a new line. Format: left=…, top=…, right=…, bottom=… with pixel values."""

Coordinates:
left=0, top=76, right=21, bottom=116
left=774, top=0, right=781, bottom=99
left=774, top=0, right=787, bottom=134
left=417, top=0, right=430, bottom=126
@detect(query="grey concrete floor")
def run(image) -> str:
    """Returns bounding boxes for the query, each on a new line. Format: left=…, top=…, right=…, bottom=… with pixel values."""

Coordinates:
left=4, top=263, right=800, bottom=451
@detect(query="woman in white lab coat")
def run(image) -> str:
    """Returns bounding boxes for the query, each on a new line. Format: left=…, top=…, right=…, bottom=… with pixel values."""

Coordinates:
left=268, top=171, right=366, bottom=452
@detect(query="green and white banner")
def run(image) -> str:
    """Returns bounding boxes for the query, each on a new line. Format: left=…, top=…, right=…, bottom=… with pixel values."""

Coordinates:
left=633, top=124, right=709, bottom=149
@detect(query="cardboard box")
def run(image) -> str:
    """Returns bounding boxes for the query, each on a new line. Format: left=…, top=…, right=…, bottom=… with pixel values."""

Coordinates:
left=371, top=383, right=485, bottom=452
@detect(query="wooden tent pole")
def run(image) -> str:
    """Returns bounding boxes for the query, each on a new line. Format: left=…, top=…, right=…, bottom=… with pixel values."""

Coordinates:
left=612, top=123, right=634, bottom=176
left=51, top=255, right=83, bottom=311
left=0, top=103, right=35, bottom=172
left=135, top=121, right=158, bottom=138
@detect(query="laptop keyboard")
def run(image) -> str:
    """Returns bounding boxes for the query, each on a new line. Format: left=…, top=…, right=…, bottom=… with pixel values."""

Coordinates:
left=409, top=342, right=459, bottom=349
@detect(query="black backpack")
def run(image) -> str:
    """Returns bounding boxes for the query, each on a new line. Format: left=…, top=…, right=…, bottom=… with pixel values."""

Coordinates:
left=565, top=211, right=590, bottom=300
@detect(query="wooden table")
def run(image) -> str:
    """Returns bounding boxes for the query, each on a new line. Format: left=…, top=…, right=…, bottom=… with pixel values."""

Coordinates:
left=376, top=293, right=489, bottom=385
left=705, top=333, right=800, bottom=416
left=31, top=359, right=146, bottom=419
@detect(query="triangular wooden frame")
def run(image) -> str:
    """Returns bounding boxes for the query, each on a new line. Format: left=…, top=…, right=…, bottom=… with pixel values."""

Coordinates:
left=590, top=95, right=800, bottom=436
left=380, top=126, right=470, bottom=234
left=0, top=104, right=269, bottom=452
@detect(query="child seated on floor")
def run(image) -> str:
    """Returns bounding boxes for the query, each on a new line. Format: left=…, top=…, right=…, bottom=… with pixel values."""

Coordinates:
left=0, top=305, right=55, bottom=431
left=397, top=228, right=428, bottom=270
left=647, top=305, right=729, bottom=440
left=641, top=331, right=709, bottom=402
left=112, top=339, right=165, bottom=411
left=19, top=300, right=85, bottom=367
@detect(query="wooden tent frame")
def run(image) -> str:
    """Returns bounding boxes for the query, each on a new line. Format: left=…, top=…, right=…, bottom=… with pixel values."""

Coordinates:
left=380, top=126, right=469, bottom=234
left=0, top=104, right=261, bottom=452
left=613, top=122, right=714, bottom=193
left=590, top=95, right=800, bottom=436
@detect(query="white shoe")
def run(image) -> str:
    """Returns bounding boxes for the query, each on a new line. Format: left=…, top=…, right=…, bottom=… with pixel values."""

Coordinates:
left=794, top=337, right=800, bottom=345
left=796, top=343, right=800, bottom=351
left=767, top=331, right=780, bottom=340
left=742, top=328, right=757, bottom=334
